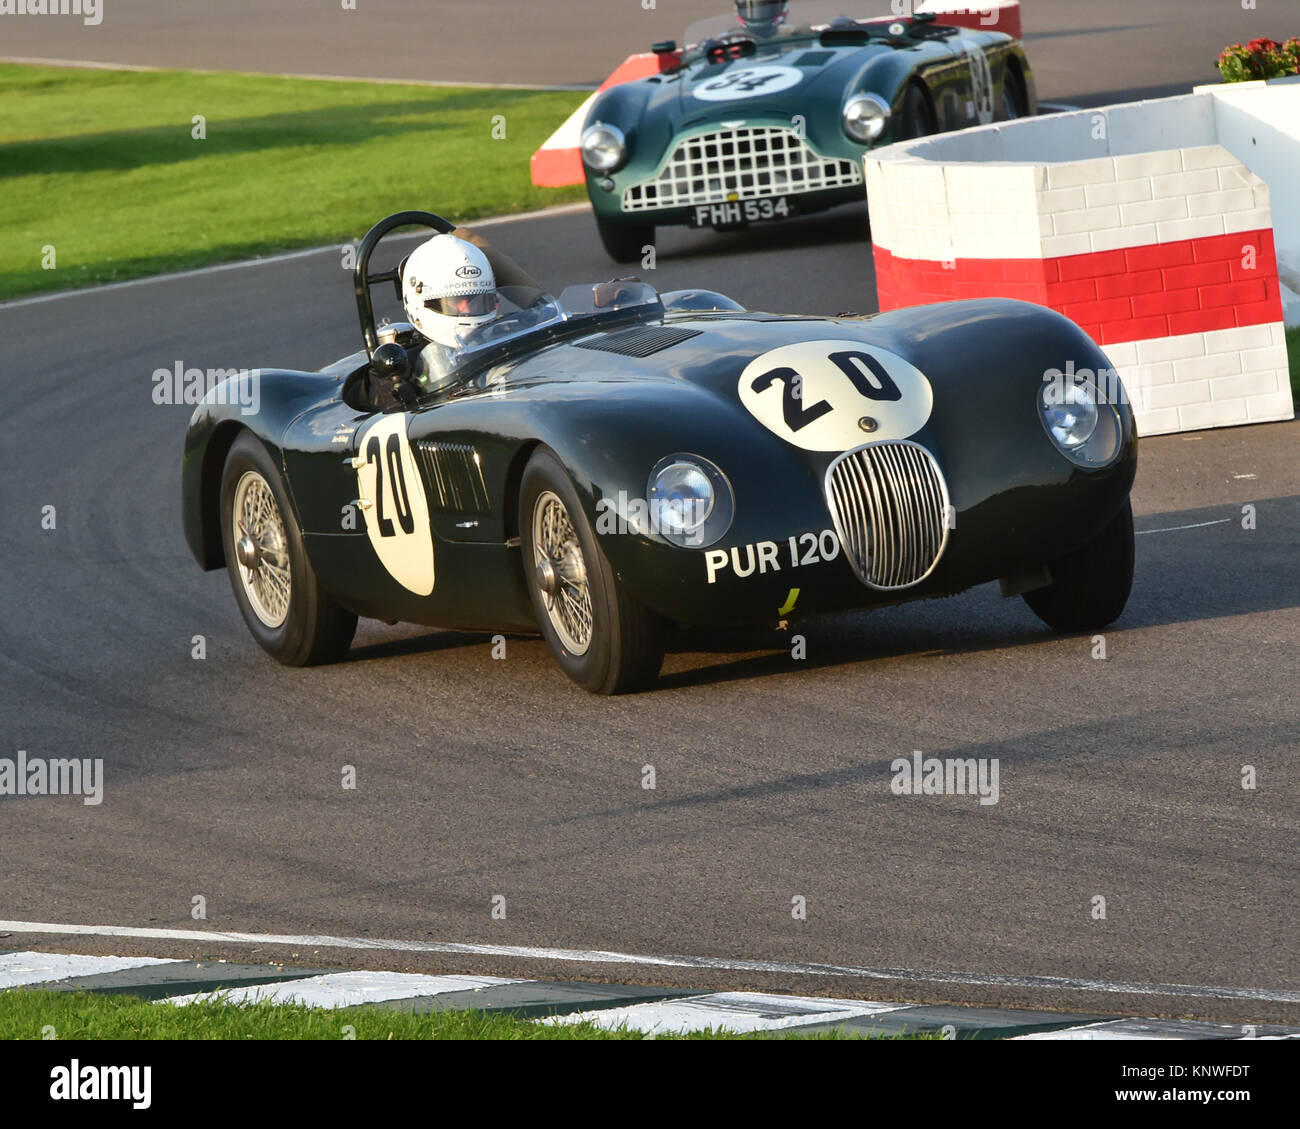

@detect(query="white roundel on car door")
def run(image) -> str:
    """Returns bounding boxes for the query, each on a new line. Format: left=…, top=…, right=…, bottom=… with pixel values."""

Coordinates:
left=692, top=65, right=804, bottom=102
left=957, top=38, right=995, bottom=125
left=354, top=414, right=435, bottom=595
left=737, top=340, right=934, bottom=452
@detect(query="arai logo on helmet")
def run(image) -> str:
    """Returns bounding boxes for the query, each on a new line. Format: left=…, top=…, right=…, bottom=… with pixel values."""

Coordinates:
left=737, top=340, right=934, bottom=452
left=455, top=265, right=483, bottom=279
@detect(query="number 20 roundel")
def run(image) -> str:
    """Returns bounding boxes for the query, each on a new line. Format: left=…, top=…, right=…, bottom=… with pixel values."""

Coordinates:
left=354, top=415, right=435, bottom=595
left=737, top=340, right=934, bottom=452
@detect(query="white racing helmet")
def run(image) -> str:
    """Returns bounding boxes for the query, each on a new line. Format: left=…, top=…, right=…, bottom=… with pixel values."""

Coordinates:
left=401, top=234, right=499, bottom=348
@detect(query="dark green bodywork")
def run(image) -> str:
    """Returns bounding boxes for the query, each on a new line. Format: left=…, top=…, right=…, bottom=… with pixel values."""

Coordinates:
left=183, top=297, right=1135, bottom=636
left=584, top=20, right=1036, bottom=229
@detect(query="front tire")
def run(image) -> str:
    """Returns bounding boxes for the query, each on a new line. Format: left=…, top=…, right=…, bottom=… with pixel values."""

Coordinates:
left=519, top=449, right=666, bottom=694
left=1023, top=499, right=1135, bottom=633
left=596, top=215, right=654, bottom=265
left=898, top=81, right=935, bottom=140
left=219, top=431, right=357, bottom=666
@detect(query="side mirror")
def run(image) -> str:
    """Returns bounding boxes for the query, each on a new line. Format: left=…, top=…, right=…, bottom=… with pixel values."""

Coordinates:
left=652, top=39, right=677, bottom=54
left=370, top=342, right=410, bottom=383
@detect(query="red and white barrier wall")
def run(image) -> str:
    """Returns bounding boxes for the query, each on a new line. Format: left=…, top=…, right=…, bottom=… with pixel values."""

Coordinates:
left=530, top=2, right=1023, bottom=189
left=866, top=83, right=1298, bottom=435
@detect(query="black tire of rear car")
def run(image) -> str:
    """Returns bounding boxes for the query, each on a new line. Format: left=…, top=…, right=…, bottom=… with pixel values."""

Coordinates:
left=898, top=81, right=936, bottom=140
left=1002, top=63, right=1029, bottom=120
left=219, top=430, right=358, bottom=666
left=595, top=216, right=655, bottom=265
left=1022, top=498, right=1135, bottom=633
left=519, top=448, right=667, bottom=694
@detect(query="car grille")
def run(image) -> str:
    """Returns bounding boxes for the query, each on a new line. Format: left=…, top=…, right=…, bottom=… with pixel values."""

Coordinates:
left=412, top=441, right=490, bottom=515
left=825, top=441, right=950, bottom=591
left=622, top=126, right=862, bottom=212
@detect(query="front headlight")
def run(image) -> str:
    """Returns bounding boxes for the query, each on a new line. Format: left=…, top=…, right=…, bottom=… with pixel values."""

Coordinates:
left=647, top=454, right=734, bottom=548
left=1040, top=375, right=1122, bottom=467
left=843, top=93, right=891, bottom=144
left=581, top=122, right=627, bottom=172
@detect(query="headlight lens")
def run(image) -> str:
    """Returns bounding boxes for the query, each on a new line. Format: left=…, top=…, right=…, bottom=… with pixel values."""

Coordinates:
left=1043, top=381, right=1099, bottom=449
left=843, top=93, right=891, bottom=143
left=647, top=454, right=734, bottom=548
left=1039, top=374, right=1124, bottom=467
left=580, top=123, right=627, bottom=172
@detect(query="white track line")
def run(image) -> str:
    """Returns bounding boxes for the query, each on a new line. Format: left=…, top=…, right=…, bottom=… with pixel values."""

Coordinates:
left=0, top=950, right=182, bottom=989
left=542, top=992, right=906, bottom=1035
left=0, top=56, right=596, bottom=92
left=164, top=970, right=523, bottom=1009
left=2, top=920, right=1297, bottom=1005
left=0, top=203, right=592, bottom=312
left=1135, top=519, right=1232, bottom=536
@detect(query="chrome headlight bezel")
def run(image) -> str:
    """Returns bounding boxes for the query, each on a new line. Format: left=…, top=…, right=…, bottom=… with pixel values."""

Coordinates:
left=843, top=93, right=891, bottom=144
left=1039, top=375, right=1123, bottom=468
left=647, top=453, right=735, bottom=548
left=580, top=122, right=627, bottom=173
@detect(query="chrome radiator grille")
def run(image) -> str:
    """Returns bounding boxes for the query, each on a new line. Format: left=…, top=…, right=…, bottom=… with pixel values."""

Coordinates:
left=826, top=442, right=950, bottom=591
left=622, top=126, right=862, bottom=212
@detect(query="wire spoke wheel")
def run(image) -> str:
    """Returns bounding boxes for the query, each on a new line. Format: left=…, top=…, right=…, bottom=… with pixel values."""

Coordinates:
left=232, top=470, right=292, bottom=629
left=531, top=490, right=593, bottom=656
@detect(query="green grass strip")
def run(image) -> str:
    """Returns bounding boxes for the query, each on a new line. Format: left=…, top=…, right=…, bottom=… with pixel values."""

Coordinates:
left=1286, top=326, right=1299, bottom=404
left=0, top=989, right=932, bottom=1039
left=0, top=64, right=589, bottom=300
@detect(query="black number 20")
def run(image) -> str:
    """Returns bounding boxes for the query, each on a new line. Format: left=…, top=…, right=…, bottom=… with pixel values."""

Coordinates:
left=750, top=349, right=903, bottom=432
left=365, top=434, right=415, bottom=538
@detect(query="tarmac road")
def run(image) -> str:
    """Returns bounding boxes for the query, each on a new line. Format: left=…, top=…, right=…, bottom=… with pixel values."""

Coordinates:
left=0, top=0, right=1297, bottom=1022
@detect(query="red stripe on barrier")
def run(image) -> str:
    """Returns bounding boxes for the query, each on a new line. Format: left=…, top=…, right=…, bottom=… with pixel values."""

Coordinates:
left=872, top=229, right=1283, bottom=344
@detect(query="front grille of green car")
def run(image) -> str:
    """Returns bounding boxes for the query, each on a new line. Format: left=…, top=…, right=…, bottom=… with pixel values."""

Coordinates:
left=622, top=126, right=862, bottom=212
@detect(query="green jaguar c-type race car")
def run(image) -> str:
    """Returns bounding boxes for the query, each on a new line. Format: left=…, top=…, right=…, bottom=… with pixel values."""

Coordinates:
left=182, top=211, right=1136, bottom=694
left=579, top=0, right=1036, bottom=260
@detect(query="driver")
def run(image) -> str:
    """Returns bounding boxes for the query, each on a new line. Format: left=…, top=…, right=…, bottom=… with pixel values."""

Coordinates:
left=400, top=234, right=502, bottom=388
left=734, top=0, right=789, bottom=36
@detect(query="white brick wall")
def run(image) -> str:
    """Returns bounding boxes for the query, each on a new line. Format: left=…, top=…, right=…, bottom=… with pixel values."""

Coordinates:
left=1113, top=325, right=1292, bottom=435
left=867, top=86, right=1298, bottom=435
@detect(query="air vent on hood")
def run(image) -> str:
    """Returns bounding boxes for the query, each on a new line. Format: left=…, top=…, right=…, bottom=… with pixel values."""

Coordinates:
left=794, top=50, right=836, bottom=67
left=574, top=326, right=702, bottom=358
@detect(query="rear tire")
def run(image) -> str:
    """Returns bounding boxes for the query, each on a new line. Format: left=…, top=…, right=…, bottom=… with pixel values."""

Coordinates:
left=219, top=431, right=357, bottom=666
left=1002, top=64, right=1029, bottom=120
left=1023, top=499, right=1135, bottom=633
left=520, top=449, right=666, bottom=694
left=596, top=216, right=654, bottom=265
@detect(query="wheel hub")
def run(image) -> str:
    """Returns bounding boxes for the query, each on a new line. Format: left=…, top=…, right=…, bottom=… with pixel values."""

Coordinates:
left=235, top=534, right=261, bottom=571
left=535, top=555, right=559, bottom=598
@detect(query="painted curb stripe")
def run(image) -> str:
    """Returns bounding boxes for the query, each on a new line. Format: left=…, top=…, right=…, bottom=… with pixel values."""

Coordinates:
left=162, top=970, right=526, bottom=1009
left=0, top=951, right=183, bottom=989
left=6, top=952, right=1299, bottom=1039
left=873, top=230, right=1284, bottom=346
left=542, top=991, right=908, bottom=1035
left=3, top=921, right=1299, bottom=1005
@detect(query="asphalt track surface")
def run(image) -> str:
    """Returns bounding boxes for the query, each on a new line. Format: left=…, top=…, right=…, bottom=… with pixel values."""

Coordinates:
left=2, top=0, right=1298, bottom=1023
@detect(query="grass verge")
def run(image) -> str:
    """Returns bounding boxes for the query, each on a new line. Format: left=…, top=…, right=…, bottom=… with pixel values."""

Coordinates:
left=0, top=64, right=589, bottom=301
left=0, top=990, right=920, bottom=1040
left=1286, top=326, right=1299, bottom=404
